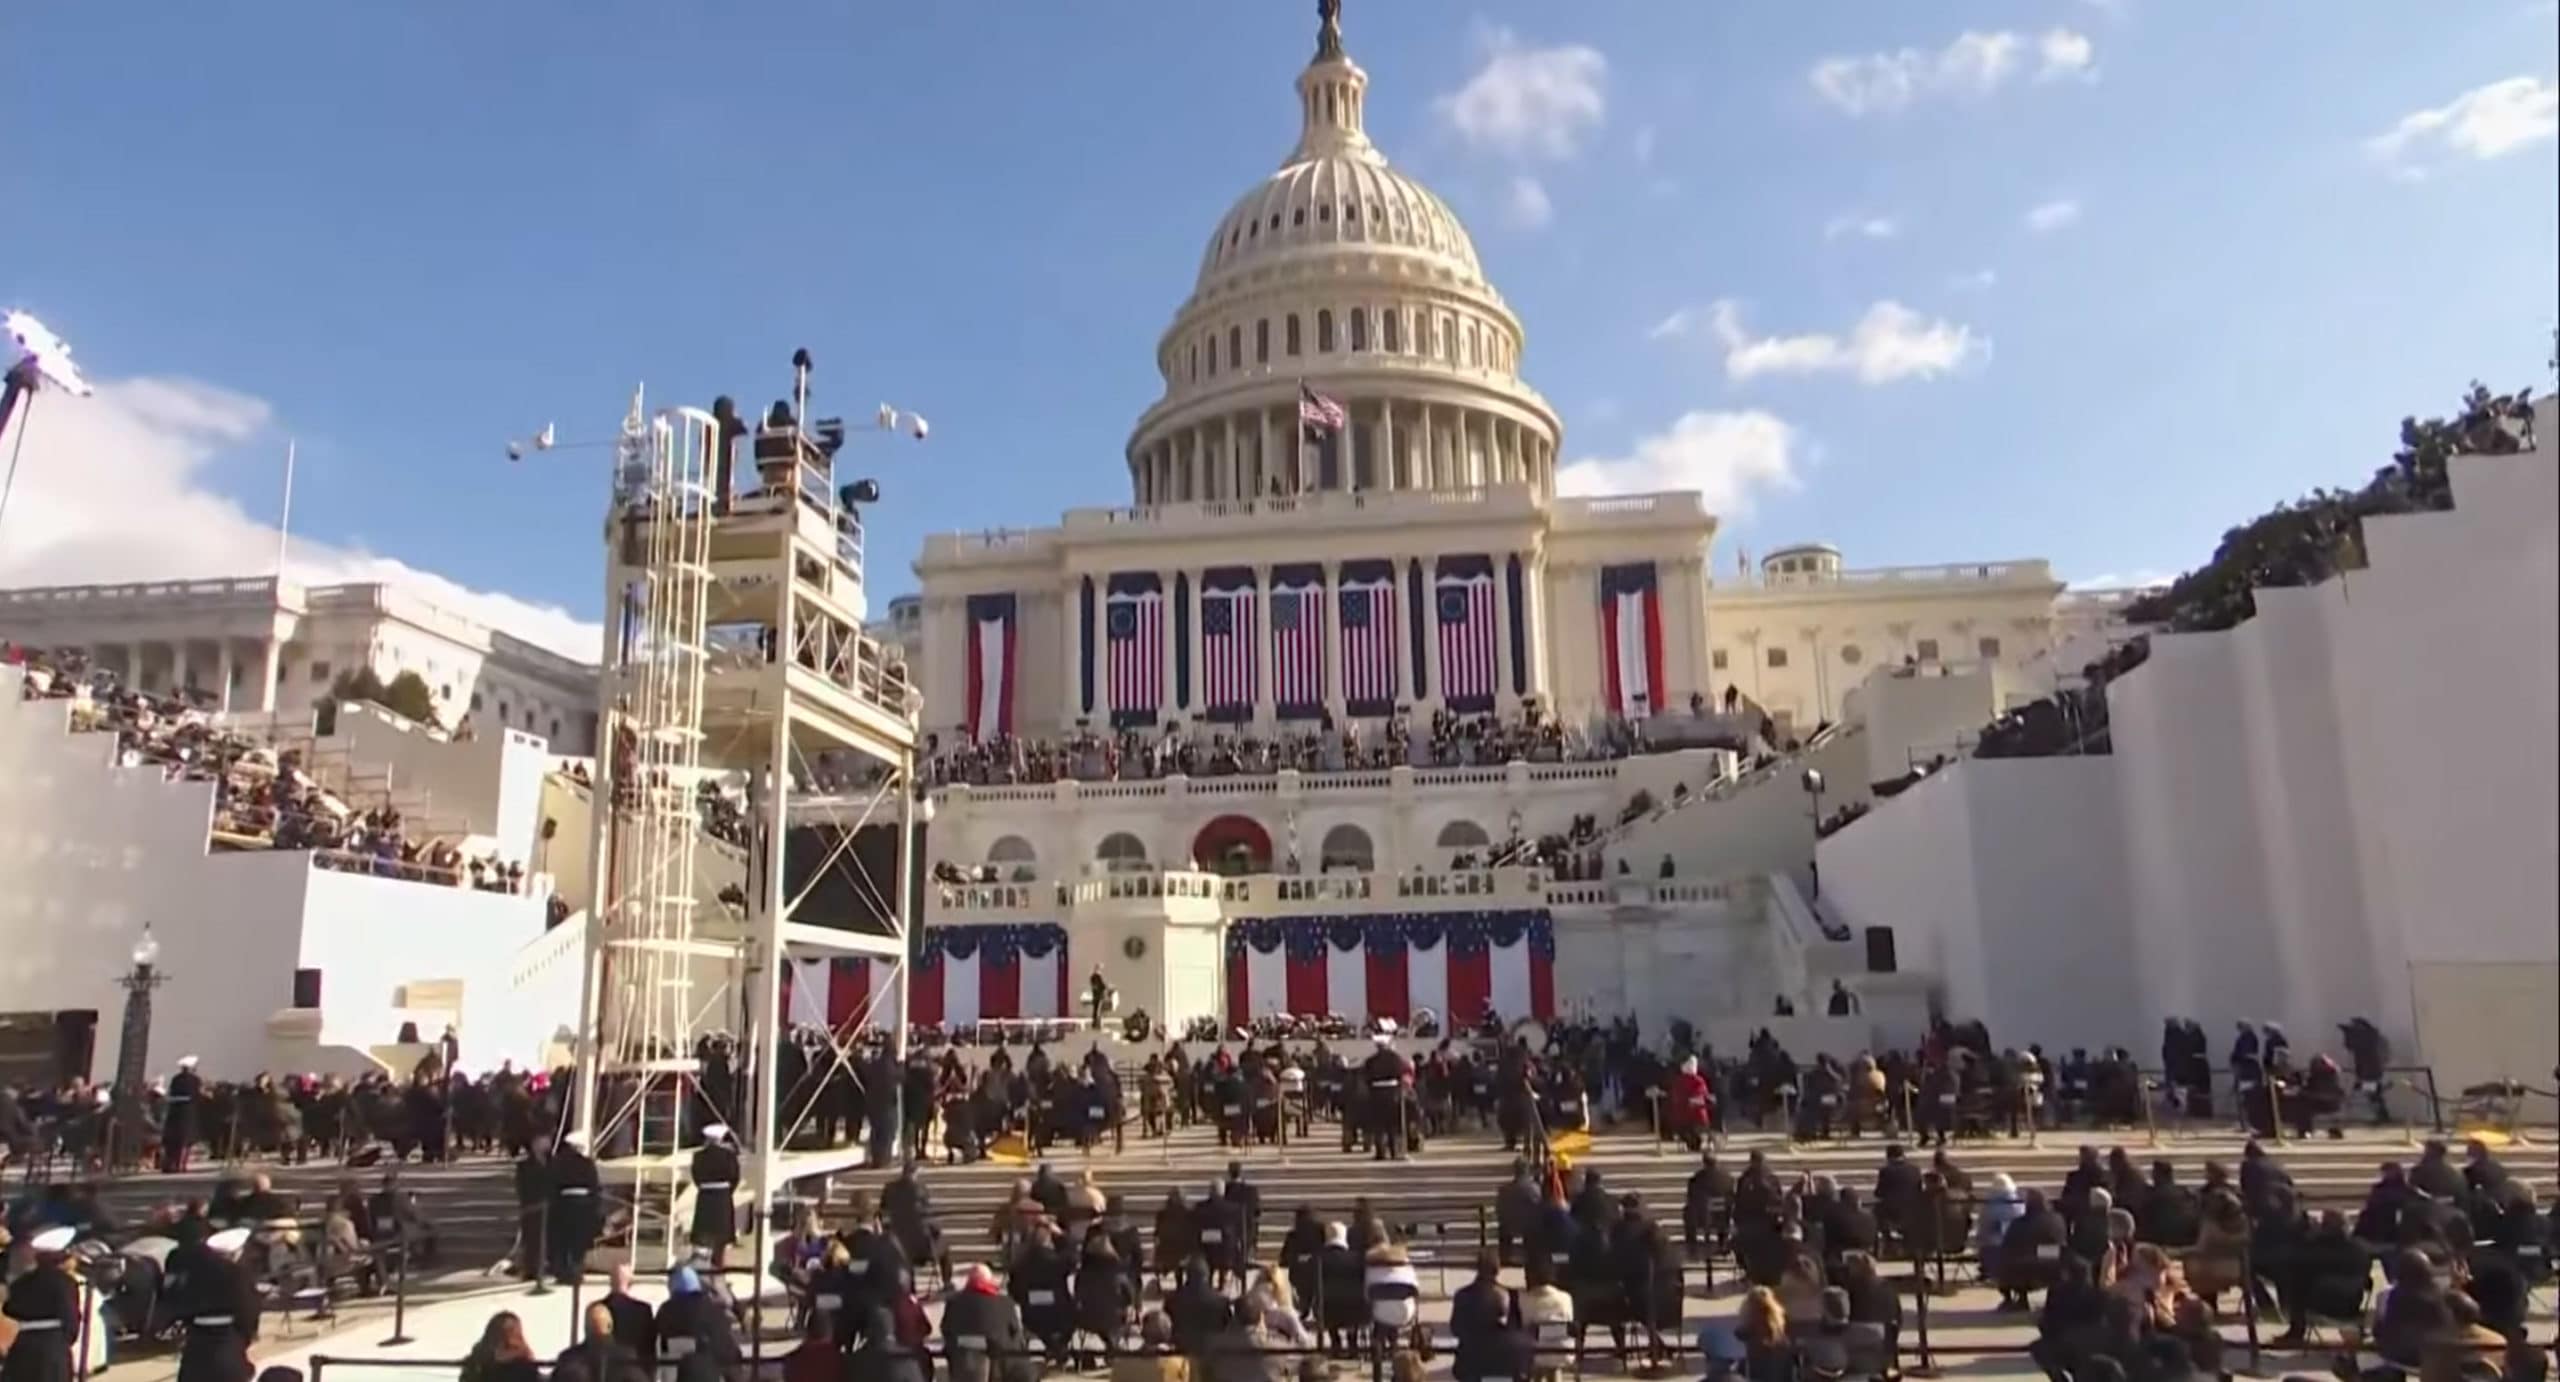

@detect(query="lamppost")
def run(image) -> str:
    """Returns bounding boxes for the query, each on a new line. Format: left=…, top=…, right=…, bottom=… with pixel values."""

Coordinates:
left=114, top=928, right=168, bottom=1097
left=1800, top=768, right=1826, bottom=899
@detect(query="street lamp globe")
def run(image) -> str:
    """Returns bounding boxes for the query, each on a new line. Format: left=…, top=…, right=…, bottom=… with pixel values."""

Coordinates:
left=1800, top=768, right=1825, bottom=796
left=132, top=928, right=161, bottom=970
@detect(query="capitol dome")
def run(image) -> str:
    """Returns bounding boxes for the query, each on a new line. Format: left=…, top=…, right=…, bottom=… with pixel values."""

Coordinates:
left=1126, top=6, right=1561, bottom=507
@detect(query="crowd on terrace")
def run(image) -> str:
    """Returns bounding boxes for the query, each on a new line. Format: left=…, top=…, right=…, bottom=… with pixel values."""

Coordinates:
left=925, top=699, right=1757, bottom=790
left=6, top=644, right=534, bottom=894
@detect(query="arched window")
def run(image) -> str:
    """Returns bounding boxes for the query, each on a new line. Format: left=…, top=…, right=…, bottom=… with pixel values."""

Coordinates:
left=1349, top=308, right=1368, bottom=352
left=1441, top=314, right=1457, bottom=361
left=989, top=835, right=1039, bottom=883
left=1256, top=319, right=1271, bottom=365
left=1318, top=824, right=1375, bottom=873
left=1286, top=315, right=1302, bottom=356
left=1095, top=832, right=1150, bottom=872
left=1382, top=309, right=1402, bottom=354
left=1316, top=309, right=1335, bottom=353
left=1229, top=326, right=1243, bottom=372
left=1435, top=820, right=1491, bottom=850
left=1188, top=344, right=1198, bottom=382
left=1206, top=333, right=1218, bottom=377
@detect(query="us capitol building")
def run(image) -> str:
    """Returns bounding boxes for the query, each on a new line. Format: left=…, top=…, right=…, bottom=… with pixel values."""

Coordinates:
left=895, top=6, right=2127, bottom=1036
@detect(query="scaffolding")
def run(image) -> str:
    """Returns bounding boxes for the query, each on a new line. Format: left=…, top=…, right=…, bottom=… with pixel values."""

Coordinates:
left=573, top=370, right=919, bottom=1265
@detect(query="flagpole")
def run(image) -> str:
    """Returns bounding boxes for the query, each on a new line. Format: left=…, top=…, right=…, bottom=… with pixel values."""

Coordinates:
left=1295, top=378, right=1308, bottom=496
left=274, top=438, right=297, bottom=579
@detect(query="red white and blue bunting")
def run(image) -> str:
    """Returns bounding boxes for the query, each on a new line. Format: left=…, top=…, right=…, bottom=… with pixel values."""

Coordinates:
left=1224, top=911, right=1555, bottom=1027
left=910, top=923, right=1069, bottom=1026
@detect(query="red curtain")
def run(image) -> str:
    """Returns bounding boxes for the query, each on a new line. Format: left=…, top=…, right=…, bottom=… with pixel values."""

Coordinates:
left=1284, top=948, right=1328, bottom=1017
left=979, top=953, right=1022, bottom=1021
left=1365, top=946, right=1410, bottom=1023
left=1447, top=946, right=1492, bottom=1023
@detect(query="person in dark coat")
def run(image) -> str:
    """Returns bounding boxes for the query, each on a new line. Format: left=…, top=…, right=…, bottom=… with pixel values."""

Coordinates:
left=548, top=1131, right=602, bottom=1284
left=173, top=1227, right=261, bottom=1382
left=941, top=1265, right=1031, bottom=1382
left=689, top=1125, right=741, bottom=1267
left=848, top=1304, right=926, bottom=1382
left=162, top=1057, right=205, bottom=1172
left=3, top=1227, right=84, bottom=1382
left=554, top=1302, right=650, bottom=1382
left=1448, top=1255, right=1518, bottom=1382
left=1359, top=1036, right=1411, bottom=1162
left=655, top=1265, right=745, bottom=1382
left=1071, top=1233, right=1136, bottom=1364
left=1009, top=1231, right=1074, bottom=1357
left=600, top=1262, right=658, bottom=1365
left=511, top=1137, right=553, bottom=1281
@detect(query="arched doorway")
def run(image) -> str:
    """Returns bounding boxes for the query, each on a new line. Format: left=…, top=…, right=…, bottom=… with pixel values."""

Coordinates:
left=1319, top=823, right=1376, bottom=873
left=1190, top=815, right=1273, bottom=876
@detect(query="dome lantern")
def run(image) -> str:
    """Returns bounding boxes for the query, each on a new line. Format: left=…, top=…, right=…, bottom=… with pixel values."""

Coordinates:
left=1291, top=1, right=1376, bottom=166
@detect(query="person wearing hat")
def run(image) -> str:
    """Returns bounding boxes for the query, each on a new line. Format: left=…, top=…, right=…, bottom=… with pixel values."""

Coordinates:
left=162, top=1057, right=204, bottom=1173
left=652, top=1264, right=742, bottom=1382
left=1358, top=1029, right=1411, bottom=1163
left=548, top=1131, right=601, bottom=1285
left=2, top=1226, right=83, bottom=1382
left=174, top=1227, right=260, bottom=1382
left=689, top=1125, right=740, bottom=1268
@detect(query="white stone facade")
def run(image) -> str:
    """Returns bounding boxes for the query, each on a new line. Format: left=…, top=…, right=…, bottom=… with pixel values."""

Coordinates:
left=0, top=576, right=601, bottom=753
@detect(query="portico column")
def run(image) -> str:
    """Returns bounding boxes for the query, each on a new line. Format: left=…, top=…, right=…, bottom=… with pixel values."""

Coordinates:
left=1523, top=554, right=1552, bottom=704
left=1224, top=416, right=1239, bottom=501
left=1062, top=575, right=1085, bottom=731
left=174, top=642, right=195, bottom=698
left=1377, top=402, right=1397, bottom=491
left=1253, top=561, right=1276, bottom=730
left=1421, top=567, right=1444, bottom=710
left=217, top=641, right=238, bottom=714
left=1257, top=408, right=1275, bottom=498
left=259, top=639, right=283, bottom=713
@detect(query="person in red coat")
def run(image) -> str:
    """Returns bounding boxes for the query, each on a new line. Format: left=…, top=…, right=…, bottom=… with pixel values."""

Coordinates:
left=1667, top=1056, right=1713, bottom=1152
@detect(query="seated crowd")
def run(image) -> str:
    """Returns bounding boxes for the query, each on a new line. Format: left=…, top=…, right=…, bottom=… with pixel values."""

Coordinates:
left=925, top=698, right=1752, bottom=790
left=8, top=645, right=533, bottom=894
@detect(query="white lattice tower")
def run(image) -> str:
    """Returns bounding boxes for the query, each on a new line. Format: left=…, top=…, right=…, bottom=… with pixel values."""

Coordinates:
left=574, top=396, right=720, bottom=1259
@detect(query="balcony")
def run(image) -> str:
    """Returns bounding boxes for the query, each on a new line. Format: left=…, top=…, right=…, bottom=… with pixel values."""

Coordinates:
left=930, top=754, right=1712, bottom=812
left=928, top=865, right=1553, bottom=925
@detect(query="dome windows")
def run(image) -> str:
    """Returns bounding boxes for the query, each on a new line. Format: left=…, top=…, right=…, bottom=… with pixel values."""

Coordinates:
left=1382, top=309, right=1402, bottom=354
left=1285, top=314, right=1302, bottom=356
left=1228, top=326, right=1243, bottom=373
left=1318, top=202, right=1332, bottom=223
left=1292, top=207, right=1306, bottom=227
left=1255, top=319, right=1270, bottom=366
left=1349, top=307, right=1368, bottom=352
left=1316, top=309, right=1334, bottom=352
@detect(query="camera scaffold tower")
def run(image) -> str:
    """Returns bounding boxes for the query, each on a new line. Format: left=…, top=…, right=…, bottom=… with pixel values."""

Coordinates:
left=573, top=365, right=919, bottom=1265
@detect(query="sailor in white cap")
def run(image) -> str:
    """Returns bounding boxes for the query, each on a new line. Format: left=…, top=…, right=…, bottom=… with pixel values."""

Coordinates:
left=547, top=1127, right=602, bottom=1284
left=1, top=1226, right=83, bottom=1382
left=1358, top=1026, right=1413, bottom=1162
left=163, top=1055, right=205, bottom=1172
left=689, top=1122, right=741, bottom=1267
left=176, top=1228, right=260, bottom=1382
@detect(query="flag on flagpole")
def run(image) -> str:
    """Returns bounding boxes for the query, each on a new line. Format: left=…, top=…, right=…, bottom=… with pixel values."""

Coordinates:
left=1298, top=384, right=1347, bottom=435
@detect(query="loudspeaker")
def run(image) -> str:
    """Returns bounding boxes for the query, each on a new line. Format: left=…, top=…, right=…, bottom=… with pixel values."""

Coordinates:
left=1864, top=926, right=1898, bottom=974
left=293, top=968, right=324, bottom=1009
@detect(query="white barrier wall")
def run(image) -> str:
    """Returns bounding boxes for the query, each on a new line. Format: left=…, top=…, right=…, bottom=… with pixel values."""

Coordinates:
left=1817, top=758, right=2139, bottom=1052
left=1, top=669, right=579, bottom=1081
left=1816, top=437, right=2558, bottom=1094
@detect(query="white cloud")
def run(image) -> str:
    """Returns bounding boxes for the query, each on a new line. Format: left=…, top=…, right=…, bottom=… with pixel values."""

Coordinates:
left=1810, top=29, right=2094, bottom=115
left=0, top=372, right=603, bottom=663
left=2036, top=30, right=2096, bottom=82
left=2366, top=75, right=2559, bottom=177
left=1558, top=410, right=1802, bottom=517
left=1503, top=174, right=1555, bottom=230
left=1647, top=307, right=1701, bottom=341
left=1948, top=267, right=2000, bottom=290
left=1823, top=213, right=1901, bottom=241
left=1436, top=29, right=1609, bottom=160
left=2024, top=198, right=2083, bottom=232
left=1703, top=299, right=1988, bottom=385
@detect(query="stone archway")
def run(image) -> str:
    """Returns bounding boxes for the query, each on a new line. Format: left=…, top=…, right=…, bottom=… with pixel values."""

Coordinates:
left=1190, top=815, right=1274, bottom=877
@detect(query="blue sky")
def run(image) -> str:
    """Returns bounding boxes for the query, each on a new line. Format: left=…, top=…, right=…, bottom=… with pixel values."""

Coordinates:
left=5, top=2, right=2554, bottom=657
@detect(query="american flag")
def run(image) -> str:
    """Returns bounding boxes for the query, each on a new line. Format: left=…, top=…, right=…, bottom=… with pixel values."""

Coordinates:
left=1201, top=579, right=1257, bottom=718
left=1338, top=574, right=1397, bottom=710
left=1271, top=575, right=1325, bottom=714
left=1436, top=571, right=1497, bottom=709
left=1298, top=384, right=1347, bottom=435
left=1106, top=587, right=1163, bottom=720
